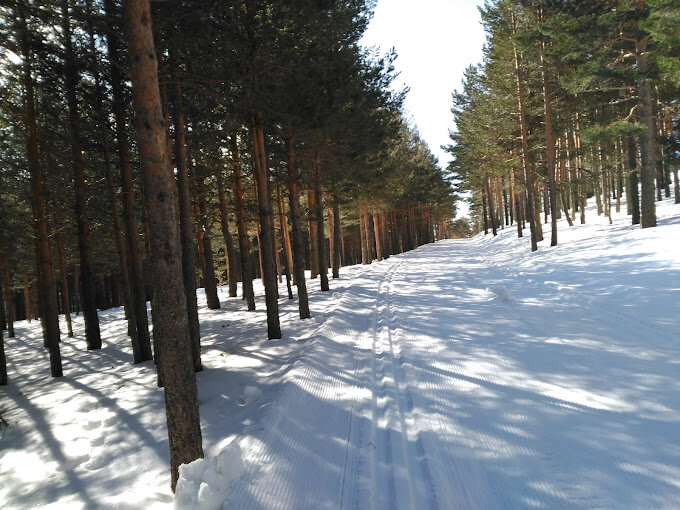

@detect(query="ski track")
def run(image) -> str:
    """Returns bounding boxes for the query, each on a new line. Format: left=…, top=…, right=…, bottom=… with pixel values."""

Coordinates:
left=229, top=214, right=680, bottom=509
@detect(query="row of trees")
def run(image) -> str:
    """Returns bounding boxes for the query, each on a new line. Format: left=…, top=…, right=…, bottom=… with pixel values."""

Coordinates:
left=0, top=0, right=455, bottom=487
left=448, top=0, right=679, bottom=248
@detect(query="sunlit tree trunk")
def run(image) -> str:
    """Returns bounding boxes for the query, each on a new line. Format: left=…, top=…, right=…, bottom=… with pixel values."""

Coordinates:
left=124, top=0, right=203, bottom=489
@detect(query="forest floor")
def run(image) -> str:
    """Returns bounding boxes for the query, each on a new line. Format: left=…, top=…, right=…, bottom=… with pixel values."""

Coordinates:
left=1, top=196, right=680, bottom=509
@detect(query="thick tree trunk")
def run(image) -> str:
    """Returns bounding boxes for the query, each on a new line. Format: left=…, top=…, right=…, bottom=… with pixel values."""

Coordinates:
left=62, top=0, right=101, bottom=350
left=285, top=137, right=310, bottom=319
left=171, top=70, right=202, bottom=370
left=636, top=1, right=657, bottom=228
left=250, top=113, right=281, bottom=339
left=105, top=0, right=152, bottom=361
left=312, top=155, right=329, bottom=291
left=230, top=133, right=256, bottom=311
left=17, top=6, right=62, bottom=376
left=216, top=169, right=239, bottom=298
left=124, top=0, right=203, bottom=490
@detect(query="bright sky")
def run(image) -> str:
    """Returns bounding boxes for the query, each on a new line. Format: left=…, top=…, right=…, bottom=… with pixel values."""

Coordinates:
left=361, top=0, right=487, bottom=216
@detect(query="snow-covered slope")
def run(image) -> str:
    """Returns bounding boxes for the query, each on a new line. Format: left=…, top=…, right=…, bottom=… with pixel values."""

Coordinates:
left=1, top=197, right=679, bottom=509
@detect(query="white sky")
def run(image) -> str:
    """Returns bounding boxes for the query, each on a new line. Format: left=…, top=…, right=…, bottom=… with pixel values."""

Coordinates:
left=361, top=0, right=487, bottom=216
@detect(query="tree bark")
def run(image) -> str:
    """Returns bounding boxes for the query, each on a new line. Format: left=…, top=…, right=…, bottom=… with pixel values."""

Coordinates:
left=171, top=69, right=202, bottom=370
left=216, top=169, right=239, bottom=298
left=105, top=0, right=152, bottom=361
left=539, top=29, right=558, bottom=246
left=124, top=0, right=203, bottom=490
left=359, top=205, right=370, bottom=264
left=286, top=137, right=310, bottom=319
left=276, top=185, right=294, bottom=299
left=373, top=212, right=383, bottom=260
left=250, top=113, right=281, bottom=339
left=307, top=190, right=319, bottom=279
left=54, top=229, right=73, bottom=338
left=195, top=172, right=220, bottom=310
left=636, top=1, right=657, bottom=228
left=277, top=184, right=294, bottom=287
left=628, top=135, right=641, bottom=225
left=62, top=0, right=101, bottom=349
left=17, top=6, right=62, bottom=377
left=312, top=154, right=329, bottom=291
left=230, top=133, right=256, bottom=311
left=512, top=18, right=538, bottom=251
left=332, top=202, right=341, bottom=278
left=2, top=256, right=15, bottom=338
left=85, top=0, right=137, bottom=348
left=485, top=177, right=497, bottom=236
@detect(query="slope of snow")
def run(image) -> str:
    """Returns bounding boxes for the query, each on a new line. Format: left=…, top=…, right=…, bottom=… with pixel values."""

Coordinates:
left=1, top=197, right=679, bottom=509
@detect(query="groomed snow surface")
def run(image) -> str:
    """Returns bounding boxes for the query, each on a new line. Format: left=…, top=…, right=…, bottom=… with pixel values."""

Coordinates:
left=2, top=196, right=680, bottom=509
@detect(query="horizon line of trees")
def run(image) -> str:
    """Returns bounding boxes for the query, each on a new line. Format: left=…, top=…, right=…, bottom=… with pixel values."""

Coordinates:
left=0, top=0, right=456, bottom=488
left=447, top=0, right=679, bottom=248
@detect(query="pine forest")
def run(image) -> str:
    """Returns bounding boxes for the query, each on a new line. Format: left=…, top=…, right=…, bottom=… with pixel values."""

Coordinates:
left=1, top=1, right=679, bottom=508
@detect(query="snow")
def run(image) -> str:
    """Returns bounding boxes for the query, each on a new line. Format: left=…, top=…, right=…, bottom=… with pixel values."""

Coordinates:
left=174, top=444, right=243, bottom=510
left=1, top=196, right=680, bottom=509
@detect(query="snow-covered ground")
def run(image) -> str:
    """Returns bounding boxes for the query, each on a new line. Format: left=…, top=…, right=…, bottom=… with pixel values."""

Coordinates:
left=1, top=197, right=679, bottom=509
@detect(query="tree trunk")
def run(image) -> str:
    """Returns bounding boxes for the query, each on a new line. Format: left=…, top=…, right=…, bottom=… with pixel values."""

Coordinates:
left=359, top=205, right=370, bottom=264
left=2, top=256, right=15, bottom=338
left=171, top=70, right=202, bottom=371
left=85, top=0, right=136, bottom=348
left=216, top=169, right=239, bottom=298
left=482, top=192, right=489, bottom=235
left=0, top=321, right=5, bottom=384
left=277, top=184, right=295, bottom=287
left=540, top=33, right=558, bottom=246
left=124, top=0, right=203, bottom=490
left=105, top=0, right=152, bottom=361
left=628, top=135, right=641, bottom=225
left=285, top=137, right=310, bottom=319
left=17, top=6, right=62, bottom=376
left=250, top=113, right=281, bottom=339
left=512, top=22, right=538, bottom=251
left=485, top=177, right=497, bottom=236
left=636, top=1, right=657, bottom=228
left=312, top=154, right=329, bottom=291
left=54, top=230, right=73, bottom=338
left=230, top=133, right=256, bottom=311
left=332, top=202, right=341, bottom=278
left=276, top=184, right=294, bottom=299
left=196, top=173, right=220, bottom=311
left=307, top=190, right=319, bottom=279
left=373, top=212, right=383, bottom=260
left=62, top=0, right=101, bottom=350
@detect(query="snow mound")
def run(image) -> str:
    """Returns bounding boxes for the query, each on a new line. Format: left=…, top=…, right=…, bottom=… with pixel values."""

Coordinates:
left=174, top=444, right=244, bottom=510
left=242, top=385, right=262, bottom=406
left=487, top=286, right=516, bottom=305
